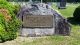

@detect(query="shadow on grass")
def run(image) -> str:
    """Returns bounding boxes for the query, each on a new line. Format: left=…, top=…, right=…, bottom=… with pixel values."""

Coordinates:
left=67, top=17, right=80, bottom=25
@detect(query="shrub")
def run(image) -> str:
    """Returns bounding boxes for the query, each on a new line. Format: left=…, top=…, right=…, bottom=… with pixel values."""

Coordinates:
left=13, top=5, right=21, bottom=15
left=0, top=0, right=21, bottom=42
left=73, top=6, right=80, bottom=21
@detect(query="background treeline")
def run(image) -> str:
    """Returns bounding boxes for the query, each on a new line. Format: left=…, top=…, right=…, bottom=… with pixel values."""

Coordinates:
left=7, top=0, right=80, bottom=2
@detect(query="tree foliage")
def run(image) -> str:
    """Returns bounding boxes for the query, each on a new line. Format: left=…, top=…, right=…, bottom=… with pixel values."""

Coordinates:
left=73, top=6, right=80, bottom=21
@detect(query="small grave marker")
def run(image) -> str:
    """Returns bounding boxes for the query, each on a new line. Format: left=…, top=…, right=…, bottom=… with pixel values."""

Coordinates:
left=58, top=0, right=66, bottom=9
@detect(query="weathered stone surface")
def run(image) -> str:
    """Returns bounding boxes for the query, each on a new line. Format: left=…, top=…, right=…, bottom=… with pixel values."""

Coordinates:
left=20, top=28, right=55, bottom=37
left=18, top=3, right=71, bottom=36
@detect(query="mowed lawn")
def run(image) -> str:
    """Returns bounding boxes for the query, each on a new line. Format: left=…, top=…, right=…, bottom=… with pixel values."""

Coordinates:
left=0, top=3, right=80, bottom=45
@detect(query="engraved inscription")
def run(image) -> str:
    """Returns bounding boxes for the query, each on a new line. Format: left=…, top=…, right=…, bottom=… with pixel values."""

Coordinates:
left=23, top=15, right=53, bottom=28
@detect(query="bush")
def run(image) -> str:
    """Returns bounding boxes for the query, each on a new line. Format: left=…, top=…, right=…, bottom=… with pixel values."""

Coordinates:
left=0, top=0, right=21, bottom=42
left=73, top=6, right=80, bottom=21
left=13, top=5, right=21, bottom=15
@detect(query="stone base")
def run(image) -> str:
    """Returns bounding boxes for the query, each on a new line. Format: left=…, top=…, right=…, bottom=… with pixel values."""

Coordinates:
left=58, top=7, right=66, bottom=9
left=20, top=28, right=55, bottom=37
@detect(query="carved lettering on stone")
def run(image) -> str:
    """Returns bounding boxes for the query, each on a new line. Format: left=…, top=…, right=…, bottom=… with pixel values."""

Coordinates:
left=23, top=15, right=53, bottom=28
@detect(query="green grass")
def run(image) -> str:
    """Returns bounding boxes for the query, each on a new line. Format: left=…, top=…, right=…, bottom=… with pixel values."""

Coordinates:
left=52, top=3, right=80, bottom=18
left=23, top=3, right=80, bottom=45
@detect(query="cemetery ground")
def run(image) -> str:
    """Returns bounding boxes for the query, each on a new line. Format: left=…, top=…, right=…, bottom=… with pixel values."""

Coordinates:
left=0, top=3, right=80, bottom=45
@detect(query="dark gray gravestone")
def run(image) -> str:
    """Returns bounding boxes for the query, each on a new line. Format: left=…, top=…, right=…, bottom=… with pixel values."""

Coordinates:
left=58, top=0, right=66, bottom=9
